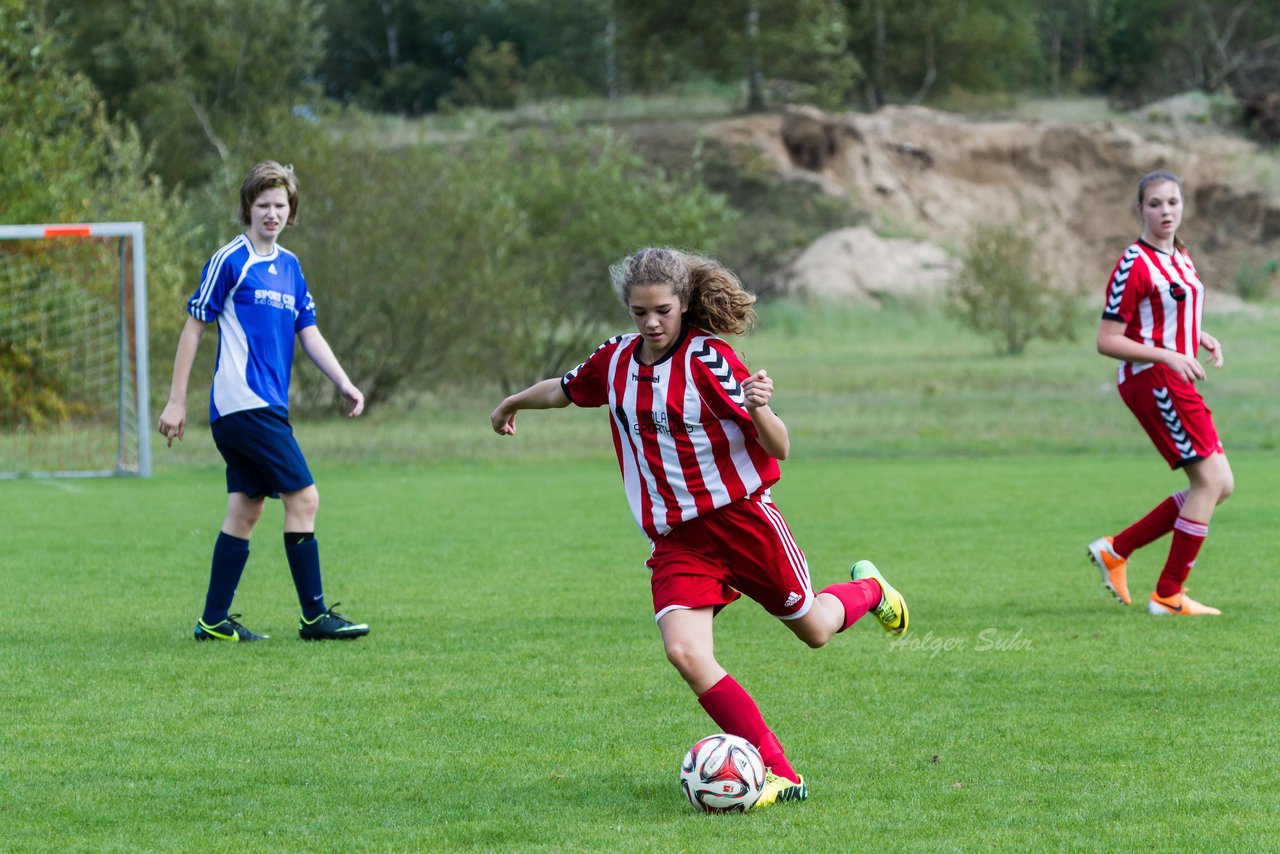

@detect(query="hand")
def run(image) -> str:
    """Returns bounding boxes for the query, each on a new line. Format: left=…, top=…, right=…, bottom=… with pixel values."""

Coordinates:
left=1200, top=331, right=1224, bottom=369
left=157, top=402, right=186, bottom=447
left=491, top=401, right=517, bottom=436
left=1165, top=352, right=1206, bottom=383
left=741, top=369, right=774, bottom=410
left=340, top=383, right=364, bottom=418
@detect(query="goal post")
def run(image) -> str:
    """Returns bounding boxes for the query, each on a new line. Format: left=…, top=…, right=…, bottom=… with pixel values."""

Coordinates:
left=0, top=222, right=152, bottom=478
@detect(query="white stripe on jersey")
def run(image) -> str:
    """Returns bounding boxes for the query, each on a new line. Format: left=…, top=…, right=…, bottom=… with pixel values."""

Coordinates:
left=607, top=342, right=667, bottom=533
left=680, top=358, right=732, bottom=509
left=192, top=235, right=250, bottom=321
left=1171, top=252, right=1203, bottom=354
left=211, top=296, right=270, bottom=415
left=687, top=335, right=761, bottom=502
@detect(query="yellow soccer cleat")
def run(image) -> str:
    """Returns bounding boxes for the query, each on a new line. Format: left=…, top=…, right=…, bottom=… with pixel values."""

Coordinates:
left=851, top=559, right=909, bottom=635
left=1088, top=536, right=1131, bottom=606
left=749, top=771, right=807, bottom=811
left=1148, top=590, right=1221, bottom=616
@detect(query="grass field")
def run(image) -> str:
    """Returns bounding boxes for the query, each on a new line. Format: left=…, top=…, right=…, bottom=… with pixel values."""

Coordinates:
left=3, top=300, right=1279, bottom=851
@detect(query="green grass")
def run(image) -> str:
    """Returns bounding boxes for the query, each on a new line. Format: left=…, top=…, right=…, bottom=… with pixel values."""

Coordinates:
left=3, top=454, right=1279, bottom=851
left=4, top=299, right=1280, bottom=851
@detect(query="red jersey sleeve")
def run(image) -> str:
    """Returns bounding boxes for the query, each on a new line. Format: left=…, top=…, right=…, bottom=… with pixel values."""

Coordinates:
left=688, top=336, right=756, bottom=428
left=1102, top=243, right=1151, bottom=323
left=561, top=335, right=628, bottom=408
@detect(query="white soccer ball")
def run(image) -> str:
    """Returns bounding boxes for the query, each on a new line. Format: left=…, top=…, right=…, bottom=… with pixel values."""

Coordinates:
left=680, top=733, right=766, bottom=813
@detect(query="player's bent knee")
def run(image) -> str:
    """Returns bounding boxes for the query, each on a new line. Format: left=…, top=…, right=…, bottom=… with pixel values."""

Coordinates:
left=663, top=640, right=712, bottom=680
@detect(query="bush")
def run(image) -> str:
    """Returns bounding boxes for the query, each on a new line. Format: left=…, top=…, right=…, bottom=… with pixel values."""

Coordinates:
left=949, top=225, right=1076, bottom=356
left=279, top=120, right=734, bottom=410
left=1234, top=258, right=1278, bottom=302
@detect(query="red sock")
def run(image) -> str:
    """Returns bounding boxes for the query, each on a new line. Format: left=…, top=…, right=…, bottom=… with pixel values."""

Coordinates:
left=1155, top=516, right=1207, bottom=598
left=818, top=579, right=881, bottom=632
left=1113, top=490, right=1187, bottom=558
left=697, top=675, right=799, bottom=783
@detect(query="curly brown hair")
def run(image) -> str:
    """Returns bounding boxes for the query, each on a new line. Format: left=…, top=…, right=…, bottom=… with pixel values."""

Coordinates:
left=609, top=247, right=756, bottom=336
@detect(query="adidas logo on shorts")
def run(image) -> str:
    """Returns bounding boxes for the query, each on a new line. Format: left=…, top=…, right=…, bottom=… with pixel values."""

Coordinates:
left=784, top=591, right=802, bottom=608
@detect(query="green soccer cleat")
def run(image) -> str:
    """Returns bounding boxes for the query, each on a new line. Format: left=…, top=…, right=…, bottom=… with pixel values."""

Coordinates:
left=194, top=615, right=269, bottom=642
left=749, top=771, right=808, bottom=811
left=851, top=559, right=909, bottom=635
left=298, top=603, right=370, bottom=640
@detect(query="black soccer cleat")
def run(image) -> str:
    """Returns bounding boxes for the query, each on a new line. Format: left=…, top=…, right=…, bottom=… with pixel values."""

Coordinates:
left=298, top=603, right=370, bottom=640
left=194, top=615, right=269, bottom=642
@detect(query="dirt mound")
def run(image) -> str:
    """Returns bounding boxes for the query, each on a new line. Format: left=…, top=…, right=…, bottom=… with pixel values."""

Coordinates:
left=708, top=105, right=1277, bottom=299
left=776, top=225, right=958, bottom=303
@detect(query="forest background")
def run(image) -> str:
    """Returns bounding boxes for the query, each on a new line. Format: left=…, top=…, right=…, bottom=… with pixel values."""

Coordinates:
left=4, top=0, right=1280, bottom=418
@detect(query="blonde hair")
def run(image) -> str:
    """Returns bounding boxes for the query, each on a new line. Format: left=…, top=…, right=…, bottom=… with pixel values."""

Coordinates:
left=609, top=247, right=756, bottom=336
left=239, top=161, right=299, bottom=226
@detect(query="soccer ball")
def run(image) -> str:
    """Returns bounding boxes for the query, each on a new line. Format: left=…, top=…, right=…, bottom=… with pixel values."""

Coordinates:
left=680, top=733, right=766, bottom=813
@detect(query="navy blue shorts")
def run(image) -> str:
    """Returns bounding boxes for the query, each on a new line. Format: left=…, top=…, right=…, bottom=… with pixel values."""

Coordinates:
left=210, top=406, right=314, bottom=499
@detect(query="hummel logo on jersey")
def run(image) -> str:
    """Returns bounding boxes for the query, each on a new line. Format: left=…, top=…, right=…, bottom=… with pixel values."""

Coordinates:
left=631, top=372, right=658, bottom=382
left=784, top=591, right=802, bottom=608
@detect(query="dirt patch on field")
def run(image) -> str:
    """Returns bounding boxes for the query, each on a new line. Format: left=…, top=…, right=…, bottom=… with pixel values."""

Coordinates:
left=706, top=105, right=1277, bottom=299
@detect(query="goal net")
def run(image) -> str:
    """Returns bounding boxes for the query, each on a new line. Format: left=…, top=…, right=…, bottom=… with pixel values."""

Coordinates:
left=0, top=223, right=151, bottom=478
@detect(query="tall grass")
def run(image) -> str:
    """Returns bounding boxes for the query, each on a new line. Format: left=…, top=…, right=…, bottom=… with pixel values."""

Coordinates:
left=152, top=296, right=1280, bottom=471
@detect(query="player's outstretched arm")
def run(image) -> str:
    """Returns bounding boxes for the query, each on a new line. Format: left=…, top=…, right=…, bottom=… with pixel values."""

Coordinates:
left=157, top=316, right=208, bottom=447
left=298, top=326, right=364, bottom=417
left=491, top=378, right=570, bottom=436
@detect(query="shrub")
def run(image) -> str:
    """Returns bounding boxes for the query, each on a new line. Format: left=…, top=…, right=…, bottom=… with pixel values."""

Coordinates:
left=1233, top=258, right=1278, bottom=302
left=279, top=121, right=734, bottom=410
left=949, top=225, right=1076, bottom=356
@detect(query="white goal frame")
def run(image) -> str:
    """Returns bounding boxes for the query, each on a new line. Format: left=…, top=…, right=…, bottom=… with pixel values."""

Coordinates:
left=0, top=222, right=151, bottom=478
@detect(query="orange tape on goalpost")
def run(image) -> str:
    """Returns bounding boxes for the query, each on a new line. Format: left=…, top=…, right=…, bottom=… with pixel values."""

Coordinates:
left=43, top=225, right=93, bottom=237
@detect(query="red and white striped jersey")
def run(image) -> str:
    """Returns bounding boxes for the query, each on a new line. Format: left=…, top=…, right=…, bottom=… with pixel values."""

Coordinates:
left=1102, top=240, right=1205, bottom=383
left=561, top=325, right=780, bottom=540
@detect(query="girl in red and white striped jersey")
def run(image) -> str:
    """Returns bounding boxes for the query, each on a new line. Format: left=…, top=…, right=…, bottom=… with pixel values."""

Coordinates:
left=1088, top=171, right=1234, bottom=616
left=491, top=247, right=908, bottom=808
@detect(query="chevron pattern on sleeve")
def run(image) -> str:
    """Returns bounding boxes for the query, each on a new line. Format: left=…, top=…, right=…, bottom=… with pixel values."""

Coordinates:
left=563, top=334, right=626, bottom=383
left=691, top=339, right=746, bottom=408
left=1105, top=244, right=1140, bottom=317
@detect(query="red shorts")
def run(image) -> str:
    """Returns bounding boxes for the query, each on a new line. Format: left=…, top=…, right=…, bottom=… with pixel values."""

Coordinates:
left=1119, top=365, right=1223, bottom=469
left=647, top=495, right=814, bottom=623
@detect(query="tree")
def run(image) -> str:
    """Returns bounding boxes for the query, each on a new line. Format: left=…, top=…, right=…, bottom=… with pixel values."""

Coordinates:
left=315, top=0, right=612, bottom=113
left=845, top=0, right=1043, bottom=105
left=0, top=0, right=204, bottom=411
left=614, top=0, right=862, bottom=109
left=54, top=0, right=324, bottom=187
left=1098, top=0, right=1280, bottom=105
left=281, top=122, right=734, bottom=406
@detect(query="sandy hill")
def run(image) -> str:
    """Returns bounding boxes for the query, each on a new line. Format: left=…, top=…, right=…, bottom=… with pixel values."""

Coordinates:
left=698, top=104, right=1279, bottom=302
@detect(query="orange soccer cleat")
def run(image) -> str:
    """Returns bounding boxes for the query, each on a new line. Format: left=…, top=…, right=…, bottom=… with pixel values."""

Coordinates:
left=1147, top=590, right=1221, bottom=616
left=1088, top=537, right=1131, bottom=606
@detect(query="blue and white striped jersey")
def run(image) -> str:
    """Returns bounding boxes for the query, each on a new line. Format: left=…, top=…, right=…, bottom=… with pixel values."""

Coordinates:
left=187, top=234, right=317, bottom=421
